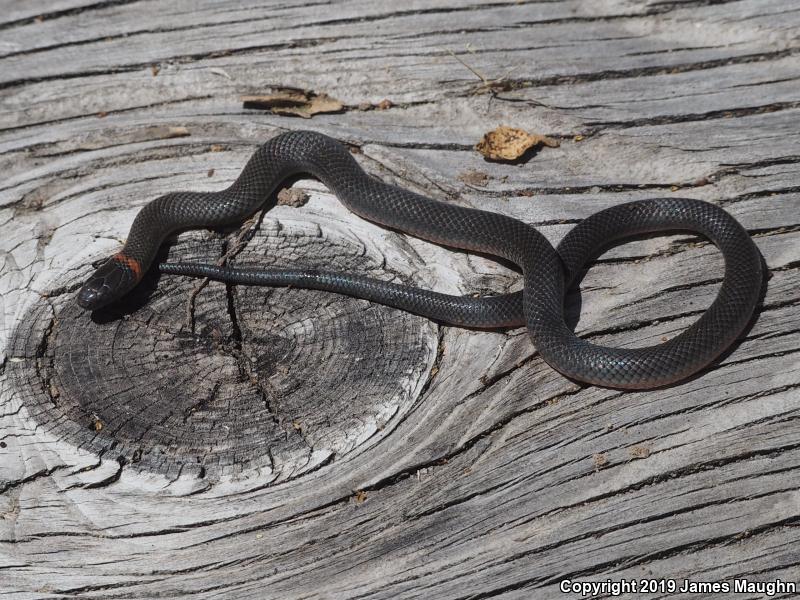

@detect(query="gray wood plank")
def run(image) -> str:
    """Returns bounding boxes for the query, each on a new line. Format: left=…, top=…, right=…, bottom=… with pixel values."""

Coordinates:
left=1, top=0, right=798, bottom=598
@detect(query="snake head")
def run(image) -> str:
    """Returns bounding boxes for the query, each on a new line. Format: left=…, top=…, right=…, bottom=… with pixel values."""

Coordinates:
left=77, top=254, right=142, bottom=311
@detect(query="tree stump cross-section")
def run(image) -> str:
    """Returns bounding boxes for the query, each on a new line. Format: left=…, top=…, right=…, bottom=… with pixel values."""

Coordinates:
left=7, top=216, right=439, bottom=484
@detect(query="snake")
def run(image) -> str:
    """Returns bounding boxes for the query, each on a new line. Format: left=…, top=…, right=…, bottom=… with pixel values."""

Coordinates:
left=76, top=130, right=763, bottom=389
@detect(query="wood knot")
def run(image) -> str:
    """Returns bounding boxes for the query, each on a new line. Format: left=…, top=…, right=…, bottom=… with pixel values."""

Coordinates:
left=7, top=220, right=437, bottom=483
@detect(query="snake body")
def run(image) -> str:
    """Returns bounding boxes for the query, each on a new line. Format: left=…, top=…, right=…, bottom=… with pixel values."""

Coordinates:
left=77, top=130, right=762, bottom=389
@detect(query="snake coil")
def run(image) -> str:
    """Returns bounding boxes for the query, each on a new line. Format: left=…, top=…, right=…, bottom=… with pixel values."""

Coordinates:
left=78, top=130, right=762, bottom=389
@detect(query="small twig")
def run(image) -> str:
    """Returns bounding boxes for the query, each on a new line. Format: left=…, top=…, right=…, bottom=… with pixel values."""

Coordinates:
left=445, top=46, right=491, bottom=84
left=185, top=279, right=208, bottom=330
left=442, top=46, right=519, bottom=95
left=185, top=208, right=269, bottom=331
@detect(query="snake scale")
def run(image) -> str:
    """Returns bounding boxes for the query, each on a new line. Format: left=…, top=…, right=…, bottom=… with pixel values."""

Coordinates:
left=77, top=130, right=763, bottom=389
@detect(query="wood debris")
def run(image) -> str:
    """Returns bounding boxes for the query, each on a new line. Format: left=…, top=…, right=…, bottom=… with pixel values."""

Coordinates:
left=128, top=125, right=190, bottom=143
left=158, top=126, right=190, bottom=139
left=277, top=187, right=309, bottom=207
left=593, top=453, right=608, bottom=470
left=242, top=87, right=344, bottom=118
left=357, top=98, right=395, bottom=111
left=458, top=169, right=490, bottom=187
left=90, top=413, right=103, bottom=431
left=475, top=126, right=559, bottom=161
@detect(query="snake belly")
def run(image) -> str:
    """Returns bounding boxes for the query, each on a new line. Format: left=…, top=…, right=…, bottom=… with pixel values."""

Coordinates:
left=77, top=130, right=763, bottom=389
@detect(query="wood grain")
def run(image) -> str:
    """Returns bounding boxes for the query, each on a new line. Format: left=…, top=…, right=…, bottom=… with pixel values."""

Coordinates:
left=1, top=0, right=798, bottom=598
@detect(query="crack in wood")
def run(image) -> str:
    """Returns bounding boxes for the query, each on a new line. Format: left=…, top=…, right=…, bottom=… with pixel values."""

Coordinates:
left=0, top=0, right=142, bottom=32
left=0, top=464, right=68, bottom=495
left=0, top=38, right=340, bottom=91
left=81, top=456, right=126, bottom=489
left=0, top=95, right=215, bottom=135
left=533, top=514, right=800, bottom=594
left=441, top=47, right=800, bottom=93
left=588, top=101, right=800, bottom=129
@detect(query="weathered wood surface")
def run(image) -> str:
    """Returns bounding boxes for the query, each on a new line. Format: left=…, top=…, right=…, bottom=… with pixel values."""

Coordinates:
left=1, top=0, right=799, bottom=598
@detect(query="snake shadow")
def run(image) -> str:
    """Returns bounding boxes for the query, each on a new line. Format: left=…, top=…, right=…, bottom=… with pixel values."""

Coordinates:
left=89, top=231, right=254, bottom=324
left=479, top=144, right=551, bottom=167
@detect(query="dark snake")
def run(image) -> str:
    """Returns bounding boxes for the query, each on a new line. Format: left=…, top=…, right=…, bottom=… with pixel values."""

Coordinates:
left=77, top=130, right=763, bottom=389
